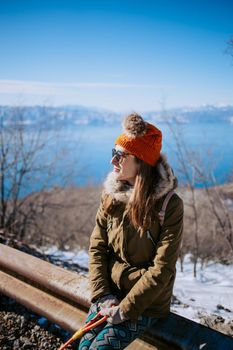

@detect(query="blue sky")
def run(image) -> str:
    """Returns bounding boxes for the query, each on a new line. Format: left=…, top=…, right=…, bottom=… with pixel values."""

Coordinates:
left=0, top=0, right=232, bottom=112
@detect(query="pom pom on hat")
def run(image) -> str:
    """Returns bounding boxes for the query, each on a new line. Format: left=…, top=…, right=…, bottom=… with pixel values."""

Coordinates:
left=123, top=113, right=147, bottom=138
left=115, top=113, right=162, bottom=166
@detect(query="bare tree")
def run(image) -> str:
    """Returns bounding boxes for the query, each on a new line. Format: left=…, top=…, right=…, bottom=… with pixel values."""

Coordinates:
left=190, top=163, right=233, bottom=254
left=162, top=113, right=233, bottom=275
left=0, top=106, right=76, bottom=241
left=163, top=115, right=200, bottom=277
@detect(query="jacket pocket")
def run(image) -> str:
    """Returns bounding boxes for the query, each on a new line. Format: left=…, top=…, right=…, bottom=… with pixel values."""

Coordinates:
left=121, top=266, right=146, bottom=292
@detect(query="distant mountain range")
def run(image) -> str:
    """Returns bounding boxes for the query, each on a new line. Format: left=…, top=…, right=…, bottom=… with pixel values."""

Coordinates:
left=1, top=104, right=233, bottom=128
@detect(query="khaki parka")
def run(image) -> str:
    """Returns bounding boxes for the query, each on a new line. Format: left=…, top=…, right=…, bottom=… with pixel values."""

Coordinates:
left=89, top=155, right=183, bottom=321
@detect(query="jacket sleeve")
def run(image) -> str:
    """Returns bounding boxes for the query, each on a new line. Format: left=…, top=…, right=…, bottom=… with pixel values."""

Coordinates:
left=89, top=196, right=112, bottom=302
left=119, top=195, right=183, bottom=320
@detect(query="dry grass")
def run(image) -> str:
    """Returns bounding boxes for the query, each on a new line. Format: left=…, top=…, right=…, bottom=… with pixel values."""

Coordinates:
left=5, top=183, right=233, bottom=263
left=19, top=185, right=102, bottom=250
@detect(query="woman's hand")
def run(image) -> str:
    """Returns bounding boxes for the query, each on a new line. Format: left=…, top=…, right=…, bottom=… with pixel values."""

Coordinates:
left=99, top=305, right=128, bottom=324
left=97, top=294, right=119, bottom=309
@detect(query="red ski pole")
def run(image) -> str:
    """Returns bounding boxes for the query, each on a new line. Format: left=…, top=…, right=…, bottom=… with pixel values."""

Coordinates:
left=58, top=311, right=108, bottom=350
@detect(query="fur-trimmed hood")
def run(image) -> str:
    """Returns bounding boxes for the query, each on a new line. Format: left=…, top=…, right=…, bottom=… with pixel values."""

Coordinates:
left=103, top=153, right=177, bottom=204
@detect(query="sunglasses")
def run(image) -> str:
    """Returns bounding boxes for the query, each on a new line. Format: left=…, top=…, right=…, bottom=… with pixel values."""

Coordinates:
left=112, top=148, right=130, bottom=162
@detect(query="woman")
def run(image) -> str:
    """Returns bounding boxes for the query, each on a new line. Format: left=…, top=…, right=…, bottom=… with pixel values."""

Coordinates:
left=78, top=113, right=183, bottom=350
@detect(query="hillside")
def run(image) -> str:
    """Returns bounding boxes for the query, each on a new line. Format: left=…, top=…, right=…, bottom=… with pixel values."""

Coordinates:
left=6, top=182, right=232, bottom=265
left=1, top=104, right=233, bottom=128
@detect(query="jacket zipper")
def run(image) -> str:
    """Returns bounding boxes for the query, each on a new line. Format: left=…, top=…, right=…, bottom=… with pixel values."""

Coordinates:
left=146, top=229, right=156, bottom=247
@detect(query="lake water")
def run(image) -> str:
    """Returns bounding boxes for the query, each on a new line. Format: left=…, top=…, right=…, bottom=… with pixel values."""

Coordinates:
left=53, top=121, right=233, bottom=187
left=9, top=121, right=233, bottom=197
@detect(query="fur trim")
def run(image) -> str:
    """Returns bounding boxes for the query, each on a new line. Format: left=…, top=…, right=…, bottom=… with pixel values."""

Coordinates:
left=103, top=171, right=133, bottom=203
left=103, top=153, right=177, bottom=204
left=151, top=154, right=178, bottom=200
left=122, top=113, right=147, bottom=138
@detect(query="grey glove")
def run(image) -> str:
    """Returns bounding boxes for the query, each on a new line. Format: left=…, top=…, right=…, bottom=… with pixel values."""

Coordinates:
left=97, top=294, right=119, bottom=309
left=99, top=305, right=128, bottom=324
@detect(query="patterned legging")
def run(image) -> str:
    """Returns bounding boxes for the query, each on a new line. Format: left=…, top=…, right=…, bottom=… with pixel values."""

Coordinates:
left=78, top=302, right=159, bottom=350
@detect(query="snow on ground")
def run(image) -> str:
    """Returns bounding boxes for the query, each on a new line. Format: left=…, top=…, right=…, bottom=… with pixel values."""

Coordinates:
left=44, top=245, right=89, bottom=270
left=172, top=255, right=233, bottom=322
left=43, top=247, right=233, bottom=323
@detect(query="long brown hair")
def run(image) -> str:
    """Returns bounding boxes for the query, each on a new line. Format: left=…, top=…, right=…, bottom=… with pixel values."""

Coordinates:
left=129, top=157, right=160, bottom=229
left=104, top=157, right=161, bottom=230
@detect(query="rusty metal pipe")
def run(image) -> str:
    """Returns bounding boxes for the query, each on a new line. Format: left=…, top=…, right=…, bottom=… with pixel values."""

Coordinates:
left=0, top=244, right=165, bottom=349
left=0, top=270, right=86, bottom=333
left=1, top=243, right=233, bottom=350
left=0, top=243, right=90, bottom=308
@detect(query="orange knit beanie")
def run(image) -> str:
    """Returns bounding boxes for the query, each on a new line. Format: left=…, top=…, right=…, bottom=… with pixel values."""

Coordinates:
left=115, top=113, right=162, bottom=166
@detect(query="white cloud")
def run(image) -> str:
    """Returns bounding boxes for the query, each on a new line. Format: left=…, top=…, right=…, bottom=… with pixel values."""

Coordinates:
left=0, top=79, right=173, bottom=96
left=0, top=79, right=179, bottom=111
left=0, top=80, right=59, bottom=95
